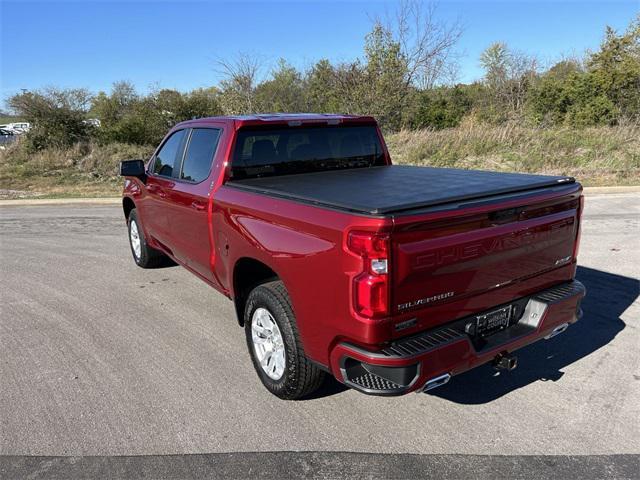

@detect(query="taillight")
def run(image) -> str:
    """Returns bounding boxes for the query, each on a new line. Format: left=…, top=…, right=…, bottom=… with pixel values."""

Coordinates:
left=574, top=195, right=584, bottom=259
left=348, top=231, right=390, bottom=318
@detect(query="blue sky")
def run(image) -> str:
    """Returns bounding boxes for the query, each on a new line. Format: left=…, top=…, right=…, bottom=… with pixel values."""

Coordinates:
left=1, top=1, right=638, bottom=104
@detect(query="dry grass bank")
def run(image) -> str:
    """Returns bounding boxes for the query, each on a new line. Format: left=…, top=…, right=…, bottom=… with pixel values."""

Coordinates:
left=1, top=123, right=638, bottom=198
left=385, top=121, right=640, bottom=186
left=0, top=142, right=154, bottom=198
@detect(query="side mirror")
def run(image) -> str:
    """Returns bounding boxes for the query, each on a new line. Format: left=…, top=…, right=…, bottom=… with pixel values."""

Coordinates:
left=120, top=159, right=146, bottom=181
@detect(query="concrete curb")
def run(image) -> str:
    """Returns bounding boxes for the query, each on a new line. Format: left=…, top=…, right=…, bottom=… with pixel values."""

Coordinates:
left=2, top=453, right=638, bottom=480
left=0, top=186, right=638, bottom=206
left=582, top=186, right=640, bottom=194
left=0, top=197, right=121, bottom=206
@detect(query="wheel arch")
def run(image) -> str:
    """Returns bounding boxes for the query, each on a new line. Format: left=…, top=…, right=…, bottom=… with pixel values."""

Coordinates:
left=122, top=196, right=136, bottom=220
left=233, top=257, right=280, bottom=326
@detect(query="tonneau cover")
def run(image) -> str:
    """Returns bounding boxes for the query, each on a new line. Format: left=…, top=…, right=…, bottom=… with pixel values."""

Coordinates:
left=228, top=165, right=574, bottom=215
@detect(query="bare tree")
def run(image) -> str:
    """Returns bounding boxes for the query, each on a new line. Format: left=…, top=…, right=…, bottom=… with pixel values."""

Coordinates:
left=214, top=52, right=263, bottom=114
left=506, top=50, right=538, bottom=113
left=384, top=0, right=464, bottom=89
left=480, top=42, right=538, bottom=115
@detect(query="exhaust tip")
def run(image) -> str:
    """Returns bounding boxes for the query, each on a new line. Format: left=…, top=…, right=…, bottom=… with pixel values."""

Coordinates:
left=423, top=373, right=451, bottom=392
left=545, top=322, right=570, bottom=340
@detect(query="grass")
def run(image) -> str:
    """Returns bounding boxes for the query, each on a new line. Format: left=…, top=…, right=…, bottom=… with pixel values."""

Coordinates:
left=386, top=120, right=640, bottom=186
left=1, top=122, right=638, bottom=198
left=0, top=141, right=154, bottom=198
left=0, top=115, right=25, bottom=125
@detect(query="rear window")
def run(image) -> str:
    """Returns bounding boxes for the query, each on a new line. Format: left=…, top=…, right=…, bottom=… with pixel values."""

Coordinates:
left=231, top=125, right=385, bottom=179
left=181, top=128, right=221, bottom=183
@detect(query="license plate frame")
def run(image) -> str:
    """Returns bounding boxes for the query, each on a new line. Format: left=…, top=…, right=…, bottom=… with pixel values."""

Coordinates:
left=475, top=305, right=513, bottom=336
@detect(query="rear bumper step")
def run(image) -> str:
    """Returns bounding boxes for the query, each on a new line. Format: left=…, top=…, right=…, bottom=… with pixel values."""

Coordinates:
left=333, top=280, right=585, bottom=396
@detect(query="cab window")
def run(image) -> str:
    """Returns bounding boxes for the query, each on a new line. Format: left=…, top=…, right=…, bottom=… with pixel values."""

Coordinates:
left=180, top=128, right=221, bottom=182
left=153, top=129, right=187, bottom=177
left=231, top=125, right=384, bottom=179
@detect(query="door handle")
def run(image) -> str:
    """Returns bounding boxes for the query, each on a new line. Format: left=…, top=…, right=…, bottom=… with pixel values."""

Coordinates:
left=148, top=185, right=167, bottom=198
left=191, top=201, right=206, bottom=211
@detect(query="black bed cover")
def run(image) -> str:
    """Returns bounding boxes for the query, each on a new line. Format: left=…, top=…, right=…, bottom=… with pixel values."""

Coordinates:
left=227, top=165, right=575, bottom=215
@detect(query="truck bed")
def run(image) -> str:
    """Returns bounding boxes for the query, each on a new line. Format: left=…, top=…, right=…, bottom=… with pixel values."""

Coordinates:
left=228, top=165, right=575, bottom=215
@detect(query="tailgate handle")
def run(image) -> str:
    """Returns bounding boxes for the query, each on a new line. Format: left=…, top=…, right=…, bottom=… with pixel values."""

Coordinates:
left=489, top=207, right=523, bottom=224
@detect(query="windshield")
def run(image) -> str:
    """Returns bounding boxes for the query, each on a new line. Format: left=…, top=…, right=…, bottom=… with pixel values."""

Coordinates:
left=231, top=125, right=386, bottom=179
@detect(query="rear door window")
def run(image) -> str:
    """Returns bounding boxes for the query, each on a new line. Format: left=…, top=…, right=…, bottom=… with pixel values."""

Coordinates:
left=152, top=129, right=187, bottom=178
left=180, top=128, right=221, bottom=183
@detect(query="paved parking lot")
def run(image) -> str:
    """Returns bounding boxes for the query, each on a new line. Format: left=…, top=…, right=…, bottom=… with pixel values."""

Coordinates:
left=1, top=193, right=638, bottom=477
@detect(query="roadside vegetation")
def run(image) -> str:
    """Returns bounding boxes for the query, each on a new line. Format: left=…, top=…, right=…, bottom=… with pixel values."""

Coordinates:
left=388, top=121, right=639, bottom=186
left=1, top=4, right=638, bottom=198
left=0, top=142, right=154, bottom=198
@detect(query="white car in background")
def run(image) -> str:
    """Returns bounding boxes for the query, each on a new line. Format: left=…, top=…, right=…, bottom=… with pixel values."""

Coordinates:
left=0, top=122, right=30, bottom=134
left=0, top=128, right=17, bottom=147
left=83, top=118, right=101, bottom=127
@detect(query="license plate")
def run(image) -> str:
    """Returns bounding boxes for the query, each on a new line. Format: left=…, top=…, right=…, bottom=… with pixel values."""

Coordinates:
left=475, top=305, right=512, bottom=336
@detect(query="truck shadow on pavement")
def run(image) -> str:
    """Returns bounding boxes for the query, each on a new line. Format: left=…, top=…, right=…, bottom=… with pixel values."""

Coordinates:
left=429, top=266, right=638, bottom=404
left=151, top=257, right=179, bottom=268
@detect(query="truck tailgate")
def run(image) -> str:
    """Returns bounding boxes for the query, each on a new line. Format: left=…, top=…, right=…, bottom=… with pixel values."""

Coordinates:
left=392, top=192, right=581, bottom=316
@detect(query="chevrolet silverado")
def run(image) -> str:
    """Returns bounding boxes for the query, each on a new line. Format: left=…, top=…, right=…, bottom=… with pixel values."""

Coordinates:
left=120, top=113, right=585, bottom=399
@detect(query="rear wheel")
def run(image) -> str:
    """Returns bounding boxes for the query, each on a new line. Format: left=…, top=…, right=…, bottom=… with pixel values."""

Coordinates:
left=127, top=209, right=164, bottom=268
left=244, top=280, right=325, bottom=400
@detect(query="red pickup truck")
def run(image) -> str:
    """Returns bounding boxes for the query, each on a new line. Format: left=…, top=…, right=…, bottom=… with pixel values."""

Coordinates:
left=120, top=113, right=585, bottom=400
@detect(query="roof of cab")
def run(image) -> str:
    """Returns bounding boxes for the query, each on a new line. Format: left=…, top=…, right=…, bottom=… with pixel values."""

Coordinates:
left=175, top=113, right=377, bottom=129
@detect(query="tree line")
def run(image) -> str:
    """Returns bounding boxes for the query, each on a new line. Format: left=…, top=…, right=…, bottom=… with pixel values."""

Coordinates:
left=7, top=4, right=639, bottom=153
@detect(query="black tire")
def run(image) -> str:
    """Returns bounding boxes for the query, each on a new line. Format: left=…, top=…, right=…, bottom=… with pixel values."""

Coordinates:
left=127, top=208, right=164, bottom=268
left=244, top=280, right=325, bottom=400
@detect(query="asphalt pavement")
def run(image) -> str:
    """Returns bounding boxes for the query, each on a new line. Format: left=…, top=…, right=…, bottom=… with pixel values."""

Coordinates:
left=1, top=193, right=638, bottom=478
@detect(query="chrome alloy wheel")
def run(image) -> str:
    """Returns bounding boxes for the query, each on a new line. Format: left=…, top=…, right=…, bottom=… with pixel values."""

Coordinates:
left=129, top=220, right=142, bottom=259
left=251, top=307, right=286, bottom=380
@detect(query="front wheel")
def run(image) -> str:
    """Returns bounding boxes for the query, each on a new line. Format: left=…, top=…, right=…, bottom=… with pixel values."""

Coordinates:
left=244, top=281, right=325, bottom=400
left=127, top=208, right=165, bottom=268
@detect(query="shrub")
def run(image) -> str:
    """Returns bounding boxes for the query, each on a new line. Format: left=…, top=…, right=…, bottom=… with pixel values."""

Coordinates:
left=91, top=82, right=223, bottom=146
left=8, top=88, right=93, bottom=152
left=526, top=17, right=639, bottom=127
left=411, top=85, right=475, bottom=129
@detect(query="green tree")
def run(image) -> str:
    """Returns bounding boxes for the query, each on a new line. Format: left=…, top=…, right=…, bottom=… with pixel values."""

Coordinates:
left=332, top=61, right=368, bottom=115
left=181, top=87, right=223, bottom=119
left=360, top=22, right=410, bottom=130
left=480, top=42, right=537, bottom=121
left=480, top=43, right=510, bottom=91
left=255, top=59, right=306, bottom=112
left=527, top=17, right=639, bottom=127
left=91, top=82, right=158, bottom=145
left=91, top=83, right=223, bottom=145
left=587, top=18, right=640, bottom=120
left=412, top=84, right=474, bottom=129
left=526, top=60, right=584, bottom=126
left=9, top=87, right=92, bottom=151
left=564, top=74, right=617, bottom=126
left=304, top=59, right=342, bottom=113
